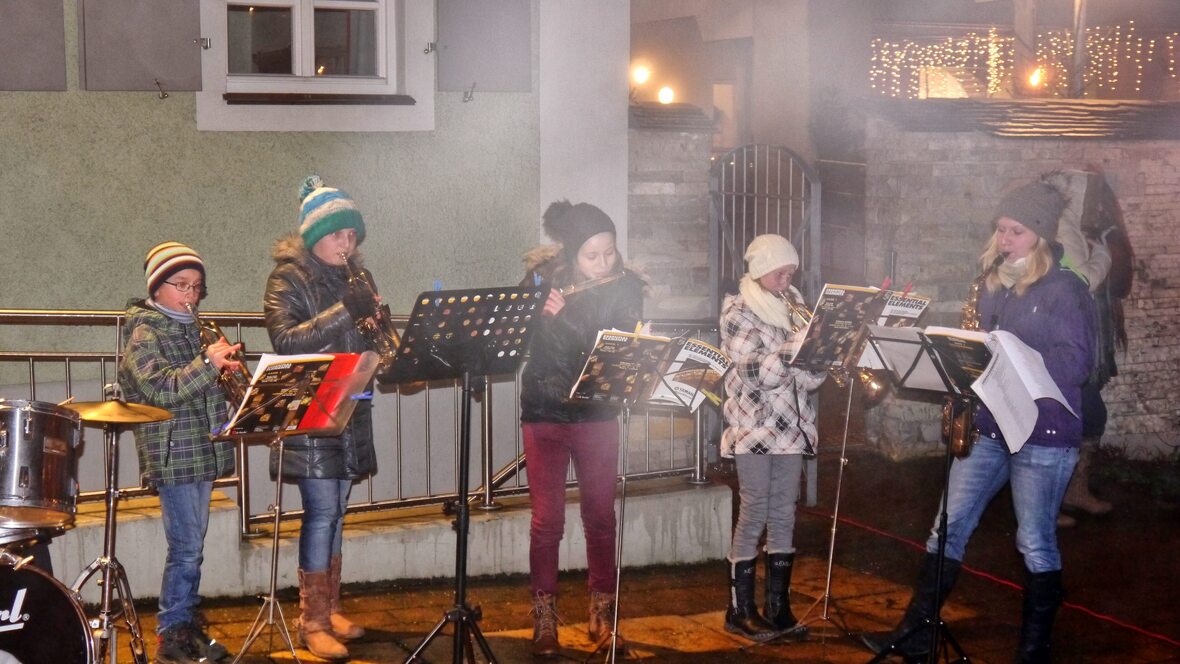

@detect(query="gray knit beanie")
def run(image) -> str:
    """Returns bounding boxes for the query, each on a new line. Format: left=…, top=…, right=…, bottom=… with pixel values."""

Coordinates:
left=995, top=181, right=1066, bottom=240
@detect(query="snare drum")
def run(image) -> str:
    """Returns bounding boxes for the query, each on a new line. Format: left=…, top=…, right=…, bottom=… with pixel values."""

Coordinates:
left=0, top=554, right=94, bottom=663
left=0, top=400, right=82, bottom=529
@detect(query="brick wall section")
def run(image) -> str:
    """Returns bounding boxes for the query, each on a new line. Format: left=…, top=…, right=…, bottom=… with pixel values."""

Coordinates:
left=628, top=127, right=714, bottom=320
left=862, top=116, right=1179, bottom=458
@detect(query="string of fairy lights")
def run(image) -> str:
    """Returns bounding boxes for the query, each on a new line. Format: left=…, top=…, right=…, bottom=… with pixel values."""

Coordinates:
left=871, top=21, right=1180, bottom=99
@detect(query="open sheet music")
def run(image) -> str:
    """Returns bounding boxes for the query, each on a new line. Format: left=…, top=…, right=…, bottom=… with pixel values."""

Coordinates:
left=569, top=329, right=731, bottom=412
left=223, top=352, right=371, bottom=436
left=792, top=284, right=931, bottom=369
left=864, top=325, right=1075, bottom=452
left=974, top=331, right=1077, bottom=452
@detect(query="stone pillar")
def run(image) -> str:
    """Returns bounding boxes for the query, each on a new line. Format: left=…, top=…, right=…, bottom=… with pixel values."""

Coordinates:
left=628, top=103, right=714, bottom=320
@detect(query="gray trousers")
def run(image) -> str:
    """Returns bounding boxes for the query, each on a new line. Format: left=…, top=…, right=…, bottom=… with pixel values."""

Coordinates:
left=728, top=453, right=804, bottom=562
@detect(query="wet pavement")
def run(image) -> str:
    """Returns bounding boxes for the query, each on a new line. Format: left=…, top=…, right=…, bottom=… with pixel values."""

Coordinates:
left=99, top=439, right=1180, bottom=664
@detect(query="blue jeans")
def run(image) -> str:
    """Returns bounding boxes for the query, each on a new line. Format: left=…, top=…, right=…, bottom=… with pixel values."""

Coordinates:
left=157, top=481, right=213, bottom=632
left=927, top=437, right=1078, bottom=573
left=297, top=478, right=352, bottom=572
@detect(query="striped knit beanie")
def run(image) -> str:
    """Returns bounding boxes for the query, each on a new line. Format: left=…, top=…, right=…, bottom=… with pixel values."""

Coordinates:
left=145, top=241, right=206, bottom=296
left=298, top=174, right=366, bottom=250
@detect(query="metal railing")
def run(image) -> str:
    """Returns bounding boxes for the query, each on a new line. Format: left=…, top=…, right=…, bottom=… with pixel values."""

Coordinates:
left=0, top=308, right=714, bottom=537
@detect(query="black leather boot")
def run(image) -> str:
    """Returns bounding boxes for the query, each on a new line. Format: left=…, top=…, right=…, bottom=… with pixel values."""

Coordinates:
left=724, top=558, right=782, bottom=642
left=1016, top=569, right=1064, bottom=664
left=764, top=552, right=808, bottom=640
left=860, top=553, right=961, bottom=659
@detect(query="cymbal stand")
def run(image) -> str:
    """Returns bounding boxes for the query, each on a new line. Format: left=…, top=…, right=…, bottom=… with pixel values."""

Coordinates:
left=232, top=434, right=300, bottom=663
left=71, top=423, right=148, bottom=664
left=796, top=376, right=856, bottom=637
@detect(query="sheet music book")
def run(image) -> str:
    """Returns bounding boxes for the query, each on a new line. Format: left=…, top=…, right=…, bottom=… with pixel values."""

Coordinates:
left=223, top=352, right=372, bottom=436
left=569, top=329, right=731, bottom=412
left=792, top=284, right=931, bottom=370
left=647, top=338, right=730, bottom=409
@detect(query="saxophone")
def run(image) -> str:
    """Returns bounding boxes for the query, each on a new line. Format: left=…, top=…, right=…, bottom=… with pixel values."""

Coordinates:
left=341, top=253, right=401, bottom=369
left=941, top=255, right=1004, bottom=457
left=186, top=304, right=252, bottom=405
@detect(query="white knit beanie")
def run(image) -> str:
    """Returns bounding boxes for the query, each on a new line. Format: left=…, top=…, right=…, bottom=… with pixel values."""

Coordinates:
left=744, top=234, right=799, bottom=279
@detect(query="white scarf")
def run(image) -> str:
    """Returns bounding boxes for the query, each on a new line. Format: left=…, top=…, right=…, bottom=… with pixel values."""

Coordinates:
left=738, top=275, right=806, bottom=332
left=997, top=257, right=1029, bottom=289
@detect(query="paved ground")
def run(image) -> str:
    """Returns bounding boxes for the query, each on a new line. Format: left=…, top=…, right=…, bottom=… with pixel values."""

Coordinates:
left=96, top=440, right=1180, bottom=664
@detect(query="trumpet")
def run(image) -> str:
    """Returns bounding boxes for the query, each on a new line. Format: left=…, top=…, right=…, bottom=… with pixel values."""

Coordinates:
left=341, top=253, right=401, bottom=368
left=775, top=290, right=888, bottom=405
left=186, top=304, right=251, bottom=405
left=774, top=289, right=813, bottom=334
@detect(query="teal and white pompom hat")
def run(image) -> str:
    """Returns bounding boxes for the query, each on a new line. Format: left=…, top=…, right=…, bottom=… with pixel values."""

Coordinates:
left=297, top=174, right=366, bottom=250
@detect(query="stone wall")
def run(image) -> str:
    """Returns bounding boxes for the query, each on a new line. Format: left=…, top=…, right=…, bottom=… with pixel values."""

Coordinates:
left=628, top=107, right=714, bottom=320
left=863, top=116, right=1179, bottom=458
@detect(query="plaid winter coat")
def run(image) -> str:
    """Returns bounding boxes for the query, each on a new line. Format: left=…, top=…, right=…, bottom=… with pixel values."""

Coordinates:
left=720, top=292, right=825, bottom=457
left=119, top=300, right=234, bottom=487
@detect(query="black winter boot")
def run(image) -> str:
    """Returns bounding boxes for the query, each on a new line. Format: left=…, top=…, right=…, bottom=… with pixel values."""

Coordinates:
left=1016, top=569, right=1064, bottom=664
left=724, top=558, right=782, bottom=642
left=764, top=552, right=808, bottom=640
left=859, top=553, right=961, bottom=659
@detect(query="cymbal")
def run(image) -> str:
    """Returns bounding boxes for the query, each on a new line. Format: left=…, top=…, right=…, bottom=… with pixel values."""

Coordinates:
left=62, top=400, right=173, bottom=424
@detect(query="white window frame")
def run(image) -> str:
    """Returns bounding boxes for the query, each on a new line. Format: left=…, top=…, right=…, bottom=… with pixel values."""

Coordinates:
left=196, top=0, right=435, bottom=132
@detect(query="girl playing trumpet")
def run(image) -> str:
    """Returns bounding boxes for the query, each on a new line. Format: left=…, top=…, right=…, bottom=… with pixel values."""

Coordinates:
left=720, top=234, right=823, bottom=642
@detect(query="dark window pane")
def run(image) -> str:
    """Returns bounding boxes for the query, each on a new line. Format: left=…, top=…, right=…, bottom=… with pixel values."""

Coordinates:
left=227, top=5, right=293, bottom=75
left=314, top=9, right=377, bottom=77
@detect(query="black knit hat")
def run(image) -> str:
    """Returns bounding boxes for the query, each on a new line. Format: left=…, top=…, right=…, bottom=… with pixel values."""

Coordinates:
left=542, top=200, right=617, bottom=260
left=995, top=181, right=1066, bottom=241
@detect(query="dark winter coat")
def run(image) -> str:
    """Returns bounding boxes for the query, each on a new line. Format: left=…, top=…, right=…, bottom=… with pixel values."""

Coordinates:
left=263, top=234, right=377, bottom=479
left=519, top=253, right=645, bottom=424
left=974, top=254, right=1096, bottom=449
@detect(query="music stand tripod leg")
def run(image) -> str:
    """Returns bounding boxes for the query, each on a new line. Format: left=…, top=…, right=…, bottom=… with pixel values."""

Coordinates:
left=796, top=378, right=855, bottom=638
left=232, top=436, right=300, bottom=664
left=585, top=405, right=633, bottom=664
left=405, top=371, right=497, bottom=664
left=867, top=404, right=971, bottom=664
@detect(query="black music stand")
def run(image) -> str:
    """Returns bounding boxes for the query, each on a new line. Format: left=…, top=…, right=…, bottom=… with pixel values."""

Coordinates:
left=221, top=351, right=379, bottom=664
left=384, top=286, right=545, bottom=664
left=862, top=328, right=974, bottom=664
left=791, top=303, right=895, bottom=642
left=569, top=331, right=711, bottom=663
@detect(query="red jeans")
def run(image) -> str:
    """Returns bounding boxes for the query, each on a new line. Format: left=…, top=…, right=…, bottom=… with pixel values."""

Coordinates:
left=523, top=420, right=620, bottom=596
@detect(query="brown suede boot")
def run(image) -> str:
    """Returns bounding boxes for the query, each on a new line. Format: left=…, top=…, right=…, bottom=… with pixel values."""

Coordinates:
left=530, top=591, right=560, bottom=658
left=297, top=568, right=349, bottom=660
left=328, top=555, right=365, bottom=641
left=588, top=591, right=627, bottom=652
left=1062, top=444, right=1113, bottom=515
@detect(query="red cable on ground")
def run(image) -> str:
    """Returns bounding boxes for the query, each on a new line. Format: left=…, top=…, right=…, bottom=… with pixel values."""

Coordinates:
left=800, top=506, right=1180, bottom=649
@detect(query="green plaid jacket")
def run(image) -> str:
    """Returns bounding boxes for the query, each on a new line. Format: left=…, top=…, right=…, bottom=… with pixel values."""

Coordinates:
left=119, top=300, right=234, bottom=487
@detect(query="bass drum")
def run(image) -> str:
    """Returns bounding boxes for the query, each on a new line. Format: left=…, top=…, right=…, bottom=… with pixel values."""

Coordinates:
left=0, top=558, right=93, bottom=663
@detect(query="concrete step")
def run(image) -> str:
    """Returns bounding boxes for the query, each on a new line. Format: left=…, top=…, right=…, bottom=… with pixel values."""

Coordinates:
left=44, top=478, right=730, bottom=605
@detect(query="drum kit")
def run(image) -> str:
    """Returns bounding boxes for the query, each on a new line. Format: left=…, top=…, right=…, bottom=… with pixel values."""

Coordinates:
left=0, top=396, right=172, bottom=664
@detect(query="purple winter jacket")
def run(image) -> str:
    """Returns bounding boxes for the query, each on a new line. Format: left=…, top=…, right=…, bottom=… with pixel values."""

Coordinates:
left=973, top=254, right=1096, bottom=449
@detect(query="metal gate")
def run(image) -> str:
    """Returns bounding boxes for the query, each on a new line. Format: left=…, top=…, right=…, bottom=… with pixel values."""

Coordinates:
left=709, top=144, right=822, bottom=315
